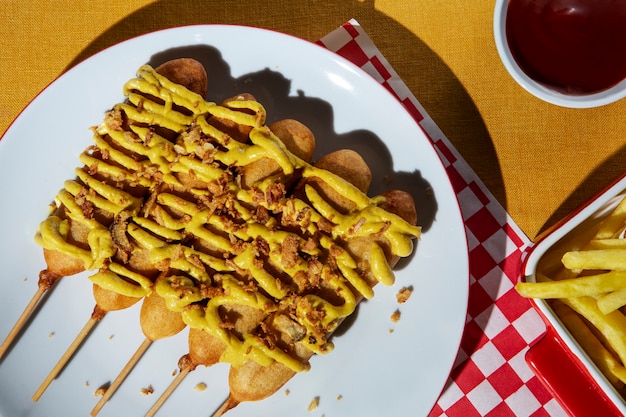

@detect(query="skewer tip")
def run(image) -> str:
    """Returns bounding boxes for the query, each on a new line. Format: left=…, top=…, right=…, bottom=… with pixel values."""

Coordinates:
left=90, top=337, right=153, bottom=417
left=0, top=286, right=48, bottom=361
left=32, top=309, right=103, bottom=402
left=143, top=359, right=193, bottom=417
left=211, top=395, right=239, bottom=417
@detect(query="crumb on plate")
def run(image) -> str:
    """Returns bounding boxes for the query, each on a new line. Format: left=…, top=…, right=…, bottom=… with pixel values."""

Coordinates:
left=141, top=385, right=154, bottom=395
left=391, top=309, right=401, bottom=323
left=396, top=286, right=413, bottom=304
left=308, top=396, right=320, bottom=411
left=94, top=384, right=108, bottom=397
left=194, top=382, right=207, bottom=392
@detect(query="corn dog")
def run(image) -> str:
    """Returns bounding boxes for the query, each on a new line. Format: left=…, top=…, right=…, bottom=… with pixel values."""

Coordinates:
left=11, top=56, right=421, bottom=417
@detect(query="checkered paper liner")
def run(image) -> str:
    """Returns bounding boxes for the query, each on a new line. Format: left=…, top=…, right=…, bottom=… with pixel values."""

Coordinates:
left=318, top=20, right=567, bottom=417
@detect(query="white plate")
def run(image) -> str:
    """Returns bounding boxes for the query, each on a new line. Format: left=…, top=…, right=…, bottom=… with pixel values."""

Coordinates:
left=0, top=25, right=468, bottom=417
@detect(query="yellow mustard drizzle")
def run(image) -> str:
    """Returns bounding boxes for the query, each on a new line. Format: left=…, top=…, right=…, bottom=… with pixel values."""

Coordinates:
left=34, top=216, right=93, bottom=267
left=297, top=265, right=357, bottom=356
left=34, top=64, right=421, bottom=373
left=178, top=274, right=291, bottom=368
left=156, top=275, right=206, bottom=311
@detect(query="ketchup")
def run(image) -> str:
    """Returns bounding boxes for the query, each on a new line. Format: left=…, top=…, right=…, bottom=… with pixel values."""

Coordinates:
left=506, top=0, right=626, bottom=94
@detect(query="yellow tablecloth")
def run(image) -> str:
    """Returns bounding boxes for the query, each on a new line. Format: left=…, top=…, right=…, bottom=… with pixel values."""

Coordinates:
left=2, top=0, right=625, bottom=239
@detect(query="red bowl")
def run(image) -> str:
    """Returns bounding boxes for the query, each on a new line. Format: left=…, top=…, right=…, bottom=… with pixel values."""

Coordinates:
left=522, top=174, right=626, bottom=416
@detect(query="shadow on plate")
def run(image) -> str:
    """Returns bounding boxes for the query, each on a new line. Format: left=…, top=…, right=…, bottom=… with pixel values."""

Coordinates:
left=149, top=44, right=437, bottom=234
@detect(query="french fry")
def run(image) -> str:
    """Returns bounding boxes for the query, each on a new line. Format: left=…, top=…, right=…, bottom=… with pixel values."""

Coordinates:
left=593, top=196, right=626, bottom=239
left=519, top=274, right=626, bottom=368
left=516, top=270, right=626, bottom=299
left=560, top=294, right=626, bottom=368
left=552, top=301, right=626, bottom=388
left=517, top=193, right=626, bottom=398
left=597, top=289, right=626, bottom=315
left=562, top=249, right=626, bottom=271
left=589, top=238, right=626, bottom=249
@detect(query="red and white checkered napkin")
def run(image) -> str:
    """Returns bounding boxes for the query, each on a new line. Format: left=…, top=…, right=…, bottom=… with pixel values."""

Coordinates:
left=319, top=20, right=567, bottom=417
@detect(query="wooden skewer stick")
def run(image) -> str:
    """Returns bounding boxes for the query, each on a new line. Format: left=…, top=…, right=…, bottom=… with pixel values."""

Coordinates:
left=0, top=285, right=47, bottom=360
left=144, top=357, right=195, bottom=417
left=211, top=395, right=239, bottom=417
left=90, top=337, right=153, bottom=417
left=32, top=305, right=106, bottom=401
left=144, top=327, right=221, bottom=417
left=0, top=268, right=67, bottom=361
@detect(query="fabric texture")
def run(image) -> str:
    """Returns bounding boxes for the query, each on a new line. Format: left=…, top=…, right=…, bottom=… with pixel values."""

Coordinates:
left=2, top=2, right=622, bottom=415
